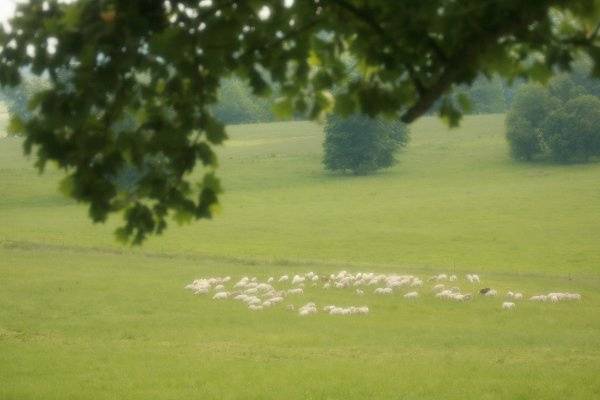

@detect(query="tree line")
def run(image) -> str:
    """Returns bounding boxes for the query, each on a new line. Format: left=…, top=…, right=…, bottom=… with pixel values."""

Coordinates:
left=506, top=60, right=600, bottom=163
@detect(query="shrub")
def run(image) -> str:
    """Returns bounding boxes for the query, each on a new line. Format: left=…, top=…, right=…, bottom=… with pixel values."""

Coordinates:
left=506, top=66, right=600, bottom=164
left=542, top=95, right=600, bottom=162
left=548, top=75, right=587, bottom=103
left=505, top=113, right=540, bottom=161
left=323, top=114, right=408, bottom=175
left=505, top=84, right=559, bottom=160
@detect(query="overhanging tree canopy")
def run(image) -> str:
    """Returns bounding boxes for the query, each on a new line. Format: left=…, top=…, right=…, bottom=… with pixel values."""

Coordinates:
left=0, top=0, right=599, bottom=243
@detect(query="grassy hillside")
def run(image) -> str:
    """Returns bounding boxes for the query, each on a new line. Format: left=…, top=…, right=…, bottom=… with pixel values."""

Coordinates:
left=1, top=114, right=599, bottom=275
left=1, top=114, right=599, bottom=399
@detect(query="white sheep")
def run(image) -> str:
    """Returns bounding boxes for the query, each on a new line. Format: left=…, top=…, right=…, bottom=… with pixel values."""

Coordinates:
left=374, top=287, right=392, bottom=295
left=450, top=293, right=470, bottom=302
left=212, top=292, right=229, bottom=300
left=267, top=277, right=274, bottom=283
left=432, top=284, right=445, bottom=292
left=278, top=275, right=289, bottom=283
left=547, top=292, right=581, bottom=302
left=214, top=284, right=225, bottom=291
left=410, top=279, right=423, bottom=287
left=299, top=302, right=317, bottom=316
left=256, top=283, right=272, bottom=292
left=269, top=296, right=284, bottom=304
left=484, top=289, right=497, bottom=297
left=234, top=280, right=247, bottom=289
left=330, top=307, right=351, bottom=315
left=502, top=302, right=515, bottom=310
left=403, top=291, right=419, bottom=299
left=248, top=304, right=263, bottom=311
left=529, top=295, right=547, bottom=302
left=292, top=275, right=305, bottom=285
left=354, top=306, right=369, bottom=315
left=287, top=288, right=304, bottom=295
left=435, top=290, right=453, bottom=299
left=549, top=294, right=560, bottom=303
left=356, top=289, right=364, bottom=296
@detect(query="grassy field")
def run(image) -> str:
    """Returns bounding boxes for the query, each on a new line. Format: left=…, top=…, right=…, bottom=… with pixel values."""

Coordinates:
left=1, top=114, right=600, bottom=399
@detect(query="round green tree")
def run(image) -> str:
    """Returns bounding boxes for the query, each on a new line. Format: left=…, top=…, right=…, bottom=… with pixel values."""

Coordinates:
left=505, top=114, right=540, bottom=161
left=323, top=114, right=408, bottom=175
left=505, top=84, right=560, bottom=160
left=542, top=95, right=600, bottom=163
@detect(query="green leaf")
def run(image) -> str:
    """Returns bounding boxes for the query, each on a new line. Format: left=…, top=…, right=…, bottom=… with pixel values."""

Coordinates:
left=333, top=93, right=356, bottom=116
left=308, top=50, right=321, bottom=67
left=529, top=62, right=553, bottom=84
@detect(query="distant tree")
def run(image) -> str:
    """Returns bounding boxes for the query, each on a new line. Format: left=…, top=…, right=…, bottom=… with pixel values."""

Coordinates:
left=569, top=59, right=600, bottom=99
left=506, top=63, right=600, bottom=163
left=511, top=84, right=560, bottom=128
left=542, top=95, right=600, bottom=162
left=212, top=78, right=274, bottom=125
left=323, top=114, right=408, bottom=175
left=505, top=84, right=559, bottom=160
left=465, top=76, right=507, bottom=114
left=548, top=75, right=587, bottom=103
left=505, top=113, right=541, bottom=161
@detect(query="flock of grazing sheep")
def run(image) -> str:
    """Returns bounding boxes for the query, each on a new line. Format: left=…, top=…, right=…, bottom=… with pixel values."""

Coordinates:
left=185, top=271, right=582, bottom=316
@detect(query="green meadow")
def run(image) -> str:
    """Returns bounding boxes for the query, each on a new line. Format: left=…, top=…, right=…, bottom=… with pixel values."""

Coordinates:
left=1, top=114, right=600, bottom=399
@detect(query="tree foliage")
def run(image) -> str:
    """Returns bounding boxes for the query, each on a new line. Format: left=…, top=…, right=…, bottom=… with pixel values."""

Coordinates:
left=0, top=73, right=49, bottom=121
left=1, top=1, right=599, bottom=243
left=542, top=95, right=600, bottom=162
left=505, top=112, right=542, bottom=161
left=506, top=66, right=600, bottom=163
left=323, top=114, right=408, bottom=175
left=454, top=76, right=508, bottom=115
left=212, top=78, right=274, bottom=125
